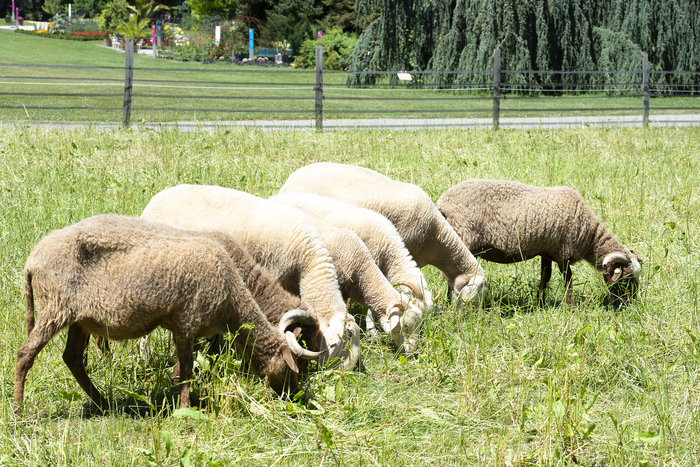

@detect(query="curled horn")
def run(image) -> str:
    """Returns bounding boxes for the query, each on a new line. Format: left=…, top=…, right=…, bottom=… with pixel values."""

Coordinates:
left=395, top=281, right=424, bottom=301
left=279, top=309, right=326, bottom=360
left=286, top=332, right=326, bottom=359
left=602, top=252, right=631, bottom=267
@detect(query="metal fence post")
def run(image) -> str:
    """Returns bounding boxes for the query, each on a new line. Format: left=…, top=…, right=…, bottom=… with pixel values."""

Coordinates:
left=123, top=38, right=134, bottom=128
left=642, top=52, right=649, bottom=128
left=493, top=48, right=501, bottom=130
left=315, top=46, right=323, bottom=131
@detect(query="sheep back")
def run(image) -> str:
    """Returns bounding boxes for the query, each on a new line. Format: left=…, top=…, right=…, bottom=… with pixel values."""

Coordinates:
left=438, top=179, right=613, bottom=267
left=279, top=163, right=485, bottom=304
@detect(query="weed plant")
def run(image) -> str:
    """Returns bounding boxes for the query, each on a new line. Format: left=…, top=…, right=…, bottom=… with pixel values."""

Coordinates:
left=0, top=126, right=699, bottom=465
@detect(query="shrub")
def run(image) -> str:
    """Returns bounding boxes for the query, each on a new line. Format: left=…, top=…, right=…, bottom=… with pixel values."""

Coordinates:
left=66, top=19, right=100, bottom=34
left=294, top=28, right=358, bottom=70
left=156, top=44, right=211, bottom=62
left=97, top=0, right=130, bottom=35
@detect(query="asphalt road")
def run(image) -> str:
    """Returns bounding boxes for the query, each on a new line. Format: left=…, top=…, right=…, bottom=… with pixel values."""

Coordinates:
left=4, top=114, right=699, bottom=131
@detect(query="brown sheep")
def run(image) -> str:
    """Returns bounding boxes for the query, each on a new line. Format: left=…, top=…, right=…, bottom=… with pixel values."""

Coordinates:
left=437, top=179, right=641, bottom=306
left=14, top=215, right=322, bottom=411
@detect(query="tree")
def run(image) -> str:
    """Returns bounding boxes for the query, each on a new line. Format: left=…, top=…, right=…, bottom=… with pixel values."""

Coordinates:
left=98, top=0, right=130, bottom=34
left=265, top=0, right=322, bottom=53
left=348, top=0, right=700, bottom=87
left=188, top=0, right=238, bottom=20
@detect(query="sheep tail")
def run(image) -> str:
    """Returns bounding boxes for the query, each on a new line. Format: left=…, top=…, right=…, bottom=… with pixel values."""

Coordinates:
left=24, top=269, right=35, bottom=336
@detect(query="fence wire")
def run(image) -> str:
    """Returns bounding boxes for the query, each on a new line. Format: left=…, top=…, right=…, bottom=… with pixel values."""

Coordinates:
left=1, top=56, right=698, bottom=127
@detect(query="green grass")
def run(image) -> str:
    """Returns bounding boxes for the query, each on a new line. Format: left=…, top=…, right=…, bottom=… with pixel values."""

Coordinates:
left=1, top=126, right=699, bottom=465
left=1, top=29, right=698, bottom=124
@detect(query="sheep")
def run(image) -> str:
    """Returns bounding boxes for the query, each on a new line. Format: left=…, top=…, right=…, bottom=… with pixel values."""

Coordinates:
left=278, top=162, right=487, bottom=307
left=436, top=179, right=641, bottom=306
left=150, top=228, right=323, bottom=382
left=307, top=219, right=424, bottom=353
left=270, top=192, right=433, bottom=350
left=269, top=192, right=433, bottom=307
left=141, top=184, right=361, bottom=369
left=15, top=215, right=324, bottom=411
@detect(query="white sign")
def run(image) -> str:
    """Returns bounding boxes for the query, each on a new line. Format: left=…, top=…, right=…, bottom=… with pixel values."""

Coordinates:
left=397, top=72, right=412, bottom=81
left=215, top=26, right=221, bottom=46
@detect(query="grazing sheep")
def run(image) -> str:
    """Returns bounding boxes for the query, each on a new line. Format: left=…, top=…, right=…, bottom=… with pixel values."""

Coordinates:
left=15, top=215, right=322, bottom=411
left=142, top=184, right=361, bottom=369
left=269, top=192, right=433, bottom=308
left=151, top=229, right=323, bottom=382
left=437, top=179, right=641, bottom=306
left=279, top=163, right=487, bottom=307
left=270, top=192, right=433, bottom=351
left=310, top=220, right=424, bottom=353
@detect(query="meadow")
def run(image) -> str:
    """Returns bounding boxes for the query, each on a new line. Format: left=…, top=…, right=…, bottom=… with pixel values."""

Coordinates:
left=0, top=125, right=699, bottom=466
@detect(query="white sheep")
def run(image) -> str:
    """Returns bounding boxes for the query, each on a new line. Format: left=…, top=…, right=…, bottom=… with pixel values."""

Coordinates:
left=141, top=184, right=361, bottom=369
left=437, top=179, right=641, bottom=305
left=279, top=163, right=487, bottom=307
left=270, top=192, right=432, bottom=350
left=15, top=215, right=322, bottom=411
left=309, top=219, right=424, bottom=353
left=270, top=192, right=433, bottom=306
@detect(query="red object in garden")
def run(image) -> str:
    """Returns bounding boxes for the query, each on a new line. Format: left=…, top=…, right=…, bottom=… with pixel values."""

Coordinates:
left=72, top=31, right=108, bottom=38
left=17, top=16, right=23, bottom=26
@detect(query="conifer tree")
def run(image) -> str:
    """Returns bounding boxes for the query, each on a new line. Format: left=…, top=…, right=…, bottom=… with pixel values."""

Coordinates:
left=349, top=0, right=700, bottom=87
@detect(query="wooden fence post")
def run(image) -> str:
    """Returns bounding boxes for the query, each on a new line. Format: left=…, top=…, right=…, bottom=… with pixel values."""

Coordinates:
left=493, top=48, right=501, bottom=130
left=315, top=46, right=323, bottom=131
left=642, top=52, right=649, bottom=128
left=123, top=38, right=134, bottom=128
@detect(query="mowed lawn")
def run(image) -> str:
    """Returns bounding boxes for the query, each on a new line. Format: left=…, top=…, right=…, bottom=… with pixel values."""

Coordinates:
left=1, top=126, right=699, bottom=466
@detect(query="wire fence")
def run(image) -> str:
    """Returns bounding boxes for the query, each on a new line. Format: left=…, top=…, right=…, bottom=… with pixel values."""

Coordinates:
left=1, top=43, right=699, bottom=129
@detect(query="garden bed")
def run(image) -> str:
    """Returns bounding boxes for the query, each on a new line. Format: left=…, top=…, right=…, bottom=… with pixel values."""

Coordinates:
left=15, top=28, right=106, bottom=41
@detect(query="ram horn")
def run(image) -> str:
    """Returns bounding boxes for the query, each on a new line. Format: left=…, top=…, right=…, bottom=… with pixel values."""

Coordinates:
left=602, top=252, right=631, bottom=267
left=285, top=331, right=326, bottom=359
left=394, top=281, right=424, bottom=301
left=279, top=309, right=325, bottom=359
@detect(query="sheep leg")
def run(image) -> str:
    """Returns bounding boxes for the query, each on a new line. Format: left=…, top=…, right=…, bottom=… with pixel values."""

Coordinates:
left=63, top=324, right=109, bottom=410
left=14, top=310, right=70, bottom=409
left=559, top=262, right=574, bottom=306
left=14, top=328, right=55, bottom=409
left=174, top=336, right=195, bottom=408
left=539, top=259, right=552, bottom=305
left=82, top=334, right=112, bottom=369
left=95, top=336, right=112, bottom=359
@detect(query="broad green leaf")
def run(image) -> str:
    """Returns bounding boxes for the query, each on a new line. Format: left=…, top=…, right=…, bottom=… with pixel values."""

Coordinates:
left=172, top=407, right=210, bottom=420
left=160, top=430, right=173, bottom=458
left=634, top=430, right=660, bottom=445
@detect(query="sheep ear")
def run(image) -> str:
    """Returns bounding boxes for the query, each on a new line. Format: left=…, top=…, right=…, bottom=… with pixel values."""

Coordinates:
left=282, top=347, right=299, bottom=373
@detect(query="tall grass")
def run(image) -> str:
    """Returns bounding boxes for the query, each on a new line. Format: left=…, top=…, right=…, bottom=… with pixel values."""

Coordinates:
left=1, top=126, right=699, bottom=465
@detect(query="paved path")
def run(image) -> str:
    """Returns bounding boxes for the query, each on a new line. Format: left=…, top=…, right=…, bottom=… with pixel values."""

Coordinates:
left=6, top=114, right=699, bottom=131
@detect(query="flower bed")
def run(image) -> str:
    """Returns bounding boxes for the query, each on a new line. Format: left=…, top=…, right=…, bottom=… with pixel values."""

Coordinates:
left=70, top=31, right=107, bottom=38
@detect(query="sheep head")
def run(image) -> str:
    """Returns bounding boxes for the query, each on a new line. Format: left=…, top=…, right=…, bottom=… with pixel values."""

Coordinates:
left=602, top=251, right=641, bottom=306
left=454, top=273, right=488, bottom=310
left=259, top=309, right=326, bottom=397
left=319, top=315, right=361, bottom=370
left=263, top=345, right=301, bottom=397
left=386, top=281, right=427, bottom=353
